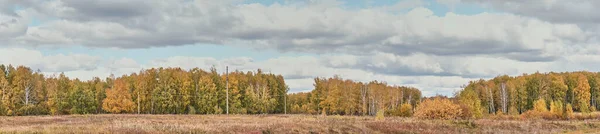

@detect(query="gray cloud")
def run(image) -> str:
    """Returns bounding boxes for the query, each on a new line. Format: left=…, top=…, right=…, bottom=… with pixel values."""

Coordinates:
left=1, top=0, right=600, bottom=96
left=0, top=0, right=587, bottom=63
left=461, top=0, right=600, bottom=24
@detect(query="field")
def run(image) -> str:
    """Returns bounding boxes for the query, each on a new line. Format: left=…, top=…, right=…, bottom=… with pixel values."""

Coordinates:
left=1, top=114, right=600, bottom=134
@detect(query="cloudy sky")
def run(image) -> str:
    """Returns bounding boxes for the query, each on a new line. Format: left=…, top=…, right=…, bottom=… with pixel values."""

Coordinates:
left=0, top=0, right=598, bottom=96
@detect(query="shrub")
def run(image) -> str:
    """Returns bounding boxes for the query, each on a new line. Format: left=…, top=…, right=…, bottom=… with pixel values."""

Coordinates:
left=522, top=99, right=554, bottom=119
left=188, top=106, right=197, bottom=114
left=581, top=102, right=591, bottom=113
left=533, top=99, right=548, bottom=113
left=457, top=89, right=483, bottom=118
left=388, top=103, right=413, bottom=117
left=414, top=98, right=462, bottom=120
left=398, top=103, right=413, bottom=117
left=458, top=103, right=473, bottom=119
left=565, top=104, right=574, bottom=119
left=508, top=106, right=519, bottom=115
left=375, top=109, right=385, bottom=121
left=550, top=101, right=563, bottom=117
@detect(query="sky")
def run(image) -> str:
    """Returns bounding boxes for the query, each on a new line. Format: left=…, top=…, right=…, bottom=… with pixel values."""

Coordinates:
left=0, top=0, right=599, bottom=97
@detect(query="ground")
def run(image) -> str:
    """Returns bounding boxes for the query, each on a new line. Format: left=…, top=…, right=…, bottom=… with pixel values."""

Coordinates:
left=1, top=114, right=599, bottom=133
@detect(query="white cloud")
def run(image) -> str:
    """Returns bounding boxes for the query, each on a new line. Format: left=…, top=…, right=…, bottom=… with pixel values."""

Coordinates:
left=0, top=48, right=101, bottom=72
left=462, top=0, right=600, bottom=24
left=0, top=0, right=591, bottom=63
left=0, top=0, right=599, bottom=97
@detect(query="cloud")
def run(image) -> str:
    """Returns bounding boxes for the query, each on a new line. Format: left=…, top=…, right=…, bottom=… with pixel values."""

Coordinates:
left=143, top=54, right=475, bottom=96
left=0, top=14, right=27, bottom=39
left=0, top=0, right=590, bottom=63
left=1, top=46, right=598, bottom=97
left=0, top=48, right=101, bottom=72
left=461, top=0, right=600, bottom=24
left=1, top=0, right=599, bottom=97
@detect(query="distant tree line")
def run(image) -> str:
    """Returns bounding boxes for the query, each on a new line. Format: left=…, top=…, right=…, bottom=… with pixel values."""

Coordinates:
left=457, top=71, right=600, bottom=118
left=287, top=76, right=422, bottom=116
left=0, top=65, right=288, bottom=115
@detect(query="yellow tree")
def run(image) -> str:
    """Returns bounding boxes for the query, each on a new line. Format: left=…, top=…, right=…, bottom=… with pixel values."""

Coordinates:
left=548, top=73, right=568, bottom=103
left=102, top=78, right=134, bottom=113
left=0, top=65, right=10, bottom=115
left=572, top=73, right=591, bottom=112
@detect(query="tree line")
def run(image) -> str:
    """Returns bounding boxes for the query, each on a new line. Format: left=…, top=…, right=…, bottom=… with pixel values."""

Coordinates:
left=456, top=71, right=600, bottom=118
left=0, top=65, right=288, bottom=115
left=287, top=76, right=422, bottom=116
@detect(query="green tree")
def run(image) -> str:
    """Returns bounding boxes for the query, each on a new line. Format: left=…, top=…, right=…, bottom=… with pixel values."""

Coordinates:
left=458, top=88, right=483, bottom=118
left=69, top=79, right=96, bottom=114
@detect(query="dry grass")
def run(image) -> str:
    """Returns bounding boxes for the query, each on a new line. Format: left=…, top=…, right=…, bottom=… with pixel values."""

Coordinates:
left=0, top=114, right=599, bottom=134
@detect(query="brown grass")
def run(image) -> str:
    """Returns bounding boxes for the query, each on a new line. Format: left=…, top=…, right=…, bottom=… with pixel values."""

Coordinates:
left=0, top=114, right=599, bottom=133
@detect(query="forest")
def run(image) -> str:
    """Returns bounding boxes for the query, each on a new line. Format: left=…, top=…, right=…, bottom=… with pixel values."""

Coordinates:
left=456, top=71, right=600, bottom=119
left=0, top=65, right=288, bottom=115
left=3, top=63, right=600, bottom=120
left=287, top=76, right=421, bottom=116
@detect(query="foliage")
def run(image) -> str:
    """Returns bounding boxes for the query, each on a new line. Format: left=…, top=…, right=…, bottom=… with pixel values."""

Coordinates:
left=375, top=109, right=385, bottom=121
left=522, top=99, right=555, bottom=119
left=549, top=101, right=563, bottom=118
left=457, top=71, right=600, bottom=119
left=565, top=104, right=574, bottom=119
left=0, top=65, right=293, bottom=116
left=102, top=78, right=135, bottom=113
left=457, top=88, right=483, bottom=118
left=398, top=103, right=413, bottom=117
left=414, top=98, right=463, bottom=120
left=289, top=76, right=421, bottom=116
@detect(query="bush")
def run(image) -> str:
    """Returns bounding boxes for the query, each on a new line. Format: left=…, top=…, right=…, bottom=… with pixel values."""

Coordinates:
left=565, top=104, right=574, bottom=119
left=458, top=103, right=473, bottom=119
left=375, top=109, right=385, bottom=121
left=388, top=103, right=413, bottom=117
left=550, top=101, right=563, bottom=117
left=414, top=98, right=462, bottom=120
left=522, top=99, right=560, bottom=120
left=533, top=99, right=548, bottom=113
left=188, top=106, right=197, bottom=114
left=508, top=106, right=519, bottom=115
left=398, top=103, right=413, bottom=117
left=457, top=89, right=483, bottom=118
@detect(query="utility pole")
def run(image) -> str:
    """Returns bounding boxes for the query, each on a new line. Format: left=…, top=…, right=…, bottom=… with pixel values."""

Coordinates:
left=284, top=93, right=287, bottom=114
left=226, top=66, right=229, bottom=115
left=137, top=92, right=140, bottom=114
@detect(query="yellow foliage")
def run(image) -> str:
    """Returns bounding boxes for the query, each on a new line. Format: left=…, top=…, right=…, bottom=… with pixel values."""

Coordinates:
left=102, top=79, right=135, bottom=113
left=522, top=99, right=559, bottom=119
left=533, top=99, right=548, bottom=113
left=414, top=98, right=462, bottom=120
left=375, top=109, right=385, bottom=121
left=565, top=104, right=574, bottom=119
left=398, top=103, right=413, bottom=117
left=550, top=101, right=563, bottom=117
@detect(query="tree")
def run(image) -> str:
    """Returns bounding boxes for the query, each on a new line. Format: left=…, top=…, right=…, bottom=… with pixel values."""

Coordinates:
left=69, top=79, right=96, bottom=114
left=550, top=101, right=563, bottom=118
left=0, top=65, right=9, bottom=115
left=102, top=78, right=134, bottom=113
left=567, top=73, right=591, bottom=112
left=458, top=88, right=483, bottom=118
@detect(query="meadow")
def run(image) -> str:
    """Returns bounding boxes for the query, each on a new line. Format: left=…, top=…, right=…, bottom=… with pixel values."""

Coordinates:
left=1, top=114, right=599, bottom=134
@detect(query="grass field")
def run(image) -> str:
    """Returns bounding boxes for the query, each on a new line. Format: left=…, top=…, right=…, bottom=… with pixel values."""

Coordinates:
left=1, top=114, right=600, bottom=134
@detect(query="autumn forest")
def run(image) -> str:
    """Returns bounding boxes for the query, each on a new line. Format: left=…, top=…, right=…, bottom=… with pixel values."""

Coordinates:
left=2, top=64, right=600, bottom=120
